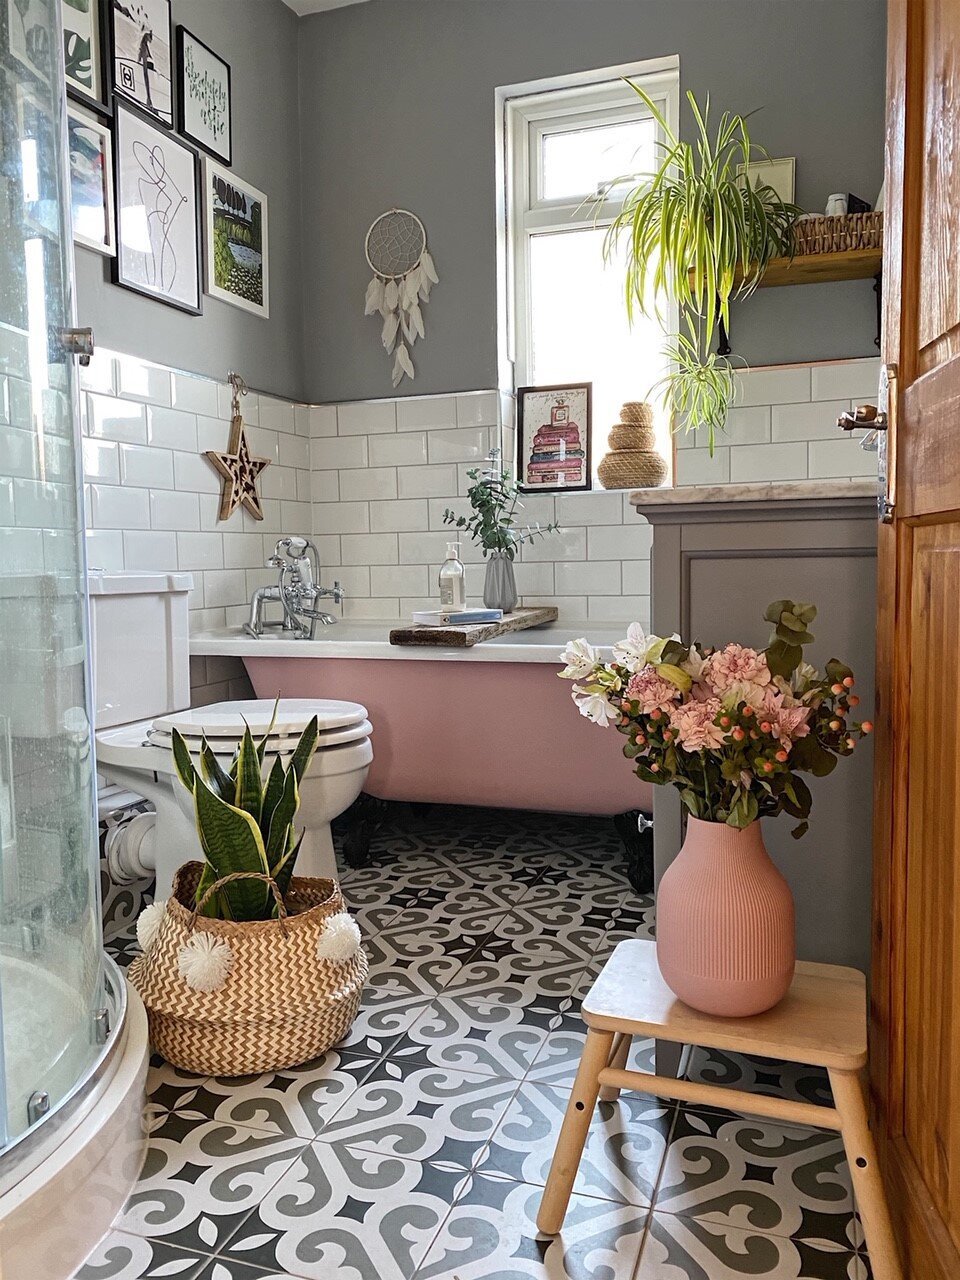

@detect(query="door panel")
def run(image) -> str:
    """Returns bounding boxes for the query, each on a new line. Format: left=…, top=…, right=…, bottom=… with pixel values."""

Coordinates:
left=873, top=0, right=960, bottom=1275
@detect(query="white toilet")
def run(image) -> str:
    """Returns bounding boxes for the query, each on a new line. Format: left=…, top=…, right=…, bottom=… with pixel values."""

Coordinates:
left=89, top=571, right=373, bottom=897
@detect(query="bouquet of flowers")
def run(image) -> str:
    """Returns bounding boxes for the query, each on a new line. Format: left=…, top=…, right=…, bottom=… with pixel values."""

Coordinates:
left=559, top=601, right=872, bottom=837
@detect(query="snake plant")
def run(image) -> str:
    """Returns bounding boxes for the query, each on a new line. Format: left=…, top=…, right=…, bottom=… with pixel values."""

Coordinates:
left=171, top=712, right=320, bottom=921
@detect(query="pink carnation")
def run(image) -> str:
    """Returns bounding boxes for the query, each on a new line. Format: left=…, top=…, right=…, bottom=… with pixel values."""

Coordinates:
left=704, top=644, right=770, bottom=693
left=625, top=665, right=681, bottom=714
left=669, top=697, right=726, bottom=752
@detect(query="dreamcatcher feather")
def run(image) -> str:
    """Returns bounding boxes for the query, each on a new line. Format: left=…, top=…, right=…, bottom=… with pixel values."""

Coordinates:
left=364, top=208, right=439, bottom=387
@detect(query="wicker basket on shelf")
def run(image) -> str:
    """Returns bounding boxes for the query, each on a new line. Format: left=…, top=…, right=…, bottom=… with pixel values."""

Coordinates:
left=792, top=211, right=883, bottom=256
left=597, top=401, right=667, bottom=490
left=128, top=863, right=367, bottom=1076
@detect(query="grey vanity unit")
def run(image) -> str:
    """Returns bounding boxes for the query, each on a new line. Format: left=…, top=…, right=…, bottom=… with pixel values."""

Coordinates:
left=632, top=481, right=878, bottom=975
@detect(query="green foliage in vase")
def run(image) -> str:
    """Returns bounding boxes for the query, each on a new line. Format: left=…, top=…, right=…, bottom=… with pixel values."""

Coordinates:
left=442, top=466, right=560, bottom=560
left=171, top=709, right=320, bottom=921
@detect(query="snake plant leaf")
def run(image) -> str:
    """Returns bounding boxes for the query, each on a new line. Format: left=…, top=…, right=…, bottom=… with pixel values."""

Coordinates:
left=171, top=727, right=198, bottom=794
left=255, top=698, right=280, bottom=767
left=193, top=777, right=271, bottom=920
left=265, top=766, right=300, bottom=867
left=195, top=859, right=234, bottom=920
left=260, top=753, right=286, bottom=846
left=290, top=716, right=320, bottom=784
left=234, top=725, right=263, bottom=824
left=272, top=830, right=304, bottom=906
left=199, top=737, right=235, bottom=803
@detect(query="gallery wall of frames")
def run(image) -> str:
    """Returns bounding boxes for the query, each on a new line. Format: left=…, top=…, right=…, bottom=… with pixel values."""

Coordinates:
left=55, top=0, right=269, bottom=318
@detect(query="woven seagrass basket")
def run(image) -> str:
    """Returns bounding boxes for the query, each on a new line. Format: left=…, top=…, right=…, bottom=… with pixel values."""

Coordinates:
left=598, top=448, right=667, bottom=490
left=128, top=863, right=367, bottom=1076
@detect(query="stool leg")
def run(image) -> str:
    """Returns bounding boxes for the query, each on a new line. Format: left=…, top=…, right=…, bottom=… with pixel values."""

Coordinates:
left=537, top=1028, right=613, bottom=1235
left=828, top=1068, right=903, bottom=1280
left=599, top=1032, right=632, bottom=1101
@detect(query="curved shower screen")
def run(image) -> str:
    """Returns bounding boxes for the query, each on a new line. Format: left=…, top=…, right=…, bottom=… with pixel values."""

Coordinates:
left=0, top=1, right=104, bottom=1145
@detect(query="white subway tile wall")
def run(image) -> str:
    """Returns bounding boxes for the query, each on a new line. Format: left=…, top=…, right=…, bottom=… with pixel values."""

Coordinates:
left=675, top=357, right=882, bottom=487
left=71, top=350, right=879, bottom=664
left=79, top=351, right=308, bottom=685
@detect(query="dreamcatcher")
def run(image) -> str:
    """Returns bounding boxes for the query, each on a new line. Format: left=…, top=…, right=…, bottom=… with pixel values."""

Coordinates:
left=363, top=208, right=439, bottom=387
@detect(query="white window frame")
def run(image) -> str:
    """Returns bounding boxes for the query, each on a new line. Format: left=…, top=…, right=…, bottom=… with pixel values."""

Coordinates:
left=496, top=57, right=680, bottom=395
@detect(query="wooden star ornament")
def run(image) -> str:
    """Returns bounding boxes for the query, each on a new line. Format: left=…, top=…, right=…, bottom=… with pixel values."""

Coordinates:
left=205, top=416, right=271, bottom=521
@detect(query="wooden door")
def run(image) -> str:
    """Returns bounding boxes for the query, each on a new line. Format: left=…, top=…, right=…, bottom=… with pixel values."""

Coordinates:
left=871, top=1, right=960, bottom=1275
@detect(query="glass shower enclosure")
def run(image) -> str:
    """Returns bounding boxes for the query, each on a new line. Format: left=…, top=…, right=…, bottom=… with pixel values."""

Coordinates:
left=0, top=0, right=106, bottom=1150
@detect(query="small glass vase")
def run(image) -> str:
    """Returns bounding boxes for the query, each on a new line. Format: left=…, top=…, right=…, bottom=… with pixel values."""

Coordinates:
left=483, top=551, right=518, bottom=613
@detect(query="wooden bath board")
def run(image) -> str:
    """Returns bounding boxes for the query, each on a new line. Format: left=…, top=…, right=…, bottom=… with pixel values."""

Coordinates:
left=389, top=606, right=559, bottom=648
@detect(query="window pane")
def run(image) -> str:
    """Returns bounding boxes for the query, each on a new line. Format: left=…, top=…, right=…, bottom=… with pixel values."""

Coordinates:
left=528, top=226, right=671, bottom=476
left=541, top=117, right=655, bottom=201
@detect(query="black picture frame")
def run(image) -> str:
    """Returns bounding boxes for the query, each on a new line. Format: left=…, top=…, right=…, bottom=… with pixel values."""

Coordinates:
left=112, top=101, right=202, bottom=315
left=64, top=0, right=114, bottom=118
left=109, top=0, right=174, bottom=128
left=175, top=26, right=232, bottom=165
left=516, top=382, right=593, bottom=494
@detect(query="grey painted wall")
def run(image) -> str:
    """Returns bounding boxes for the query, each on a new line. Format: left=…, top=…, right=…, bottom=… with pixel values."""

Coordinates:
left=74, top=0, right=303, bottom=399
left=297, top=0, right=886, bottom=404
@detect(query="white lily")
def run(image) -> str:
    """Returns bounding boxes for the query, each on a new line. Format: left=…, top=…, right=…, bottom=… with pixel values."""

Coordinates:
left=571, top=684, right=619, bottom=727
left=613, top=622, right=679, bottom=672
left=681, top=646, right=708, bottom=679
left=558, top=637, right=601, bottom=680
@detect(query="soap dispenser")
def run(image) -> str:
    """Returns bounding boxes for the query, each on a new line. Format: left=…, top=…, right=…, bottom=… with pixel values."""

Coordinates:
left=438, top=541, right=466, bottom=610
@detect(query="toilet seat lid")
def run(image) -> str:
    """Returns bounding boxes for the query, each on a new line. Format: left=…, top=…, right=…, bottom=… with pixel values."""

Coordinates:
left=153, top=698, right=368, bottom=737
left=146, top=716, right=372, bottom=754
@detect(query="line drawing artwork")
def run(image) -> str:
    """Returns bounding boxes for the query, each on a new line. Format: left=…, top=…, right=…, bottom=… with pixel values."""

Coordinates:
left=131, top=137, right=185, bottom=291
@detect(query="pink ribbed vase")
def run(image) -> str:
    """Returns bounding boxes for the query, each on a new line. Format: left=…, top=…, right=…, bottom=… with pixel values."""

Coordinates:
left=656, top=817, right=795, bottom=1017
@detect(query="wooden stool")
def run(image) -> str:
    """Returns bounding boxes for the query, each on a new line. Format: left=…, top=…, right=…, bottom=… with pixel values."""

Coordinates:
left=537, top=939, right=902, bottom=1280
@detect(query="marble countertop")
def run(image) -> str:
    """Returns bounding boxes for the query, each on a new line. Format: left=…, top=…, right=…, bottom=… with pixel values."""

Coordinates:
left=629, top=479, right=878, bottom=508
left=190, top=621, right=629, bottom=665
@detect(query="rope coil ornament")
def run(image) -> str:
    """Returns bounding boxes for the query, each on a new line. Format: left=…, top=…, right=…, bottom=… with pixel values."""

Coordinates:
left=363, top=208, right=439, bottom=387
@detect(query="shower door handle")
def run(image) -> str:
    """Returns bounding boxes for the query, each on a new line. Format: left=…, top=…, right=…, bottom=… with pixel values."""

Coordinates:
left=52, top=326, right=95, bottom=366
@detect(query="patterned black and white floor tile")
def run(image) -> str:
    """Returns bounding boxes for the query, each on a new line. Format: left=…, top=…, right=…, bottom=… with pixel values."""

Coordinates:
left=80, top=802, right=870, bottom=1280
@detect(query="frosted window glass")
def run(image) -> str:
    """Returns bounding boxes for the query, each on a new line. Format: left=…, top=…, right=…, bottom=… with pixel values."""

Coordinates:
left=541, top=118, right=655, bottom=201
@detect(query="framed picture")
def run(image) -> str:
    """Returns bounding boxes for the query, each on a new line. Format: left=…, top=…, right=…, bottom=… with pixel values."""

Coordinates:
left=67, top=104, right=115, bottom=255
left=176, top=27, right=231, bottom=164
left=737, top=157, right=796, bottom=204
left=8, top=0, right=56, bottom=84
left=110, top=0, right=172, bottom=126
left=516, top=383, right=592, bottom=493
left=519, top=381, right=593, bottom=491
left=113, top=103, right=201, bottom=313
left=203, top=158, right=269, bottom=318
left=63, top=0, right=110, bottom=113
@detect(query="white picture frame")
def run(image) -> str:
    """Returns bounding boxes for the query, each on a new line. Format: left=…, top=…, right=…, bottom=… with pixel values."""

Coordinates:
left=114, top=103, right=201, bottom=313
left=176, top=26, right=231, bottom=165
left=203, top=158, right=269, bottom=319
left=67, top=104, right=115, bottom=256
left=737, top=157, right=796, bottom=205
left=63, top=0, right=106, bottom=110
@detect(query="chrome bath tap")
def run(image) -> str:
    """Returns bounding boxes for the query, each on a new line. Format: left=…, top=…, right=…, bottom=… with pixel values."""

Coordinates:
left=245, top=536, right=344, bottom=639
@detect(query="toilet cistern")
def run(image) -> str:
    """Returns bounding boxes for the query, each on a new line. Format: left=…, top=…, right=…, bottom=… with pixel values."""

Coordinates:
left=246, top=536, right=345, bottom=639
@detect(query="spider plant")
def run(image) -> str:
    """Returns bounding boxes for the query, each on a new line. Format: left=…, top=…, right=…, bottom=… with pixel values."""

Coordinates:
left=649, top=313, right=744, bottom=457
left=605, top=84, right=801, bottom=350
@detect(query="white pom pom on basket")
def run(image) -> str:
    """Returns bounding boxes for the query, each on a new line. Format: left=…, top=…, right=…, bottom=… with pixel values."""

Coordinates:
left=127, top=863, right=367, bottom=1077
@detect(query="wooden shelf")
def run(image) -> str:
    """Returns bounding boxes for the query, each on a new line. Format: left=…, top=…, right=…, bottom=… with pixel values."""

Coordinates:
left=689, top=248, right=882, bottom=291
left=754, top=247, right=883, bottom=287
